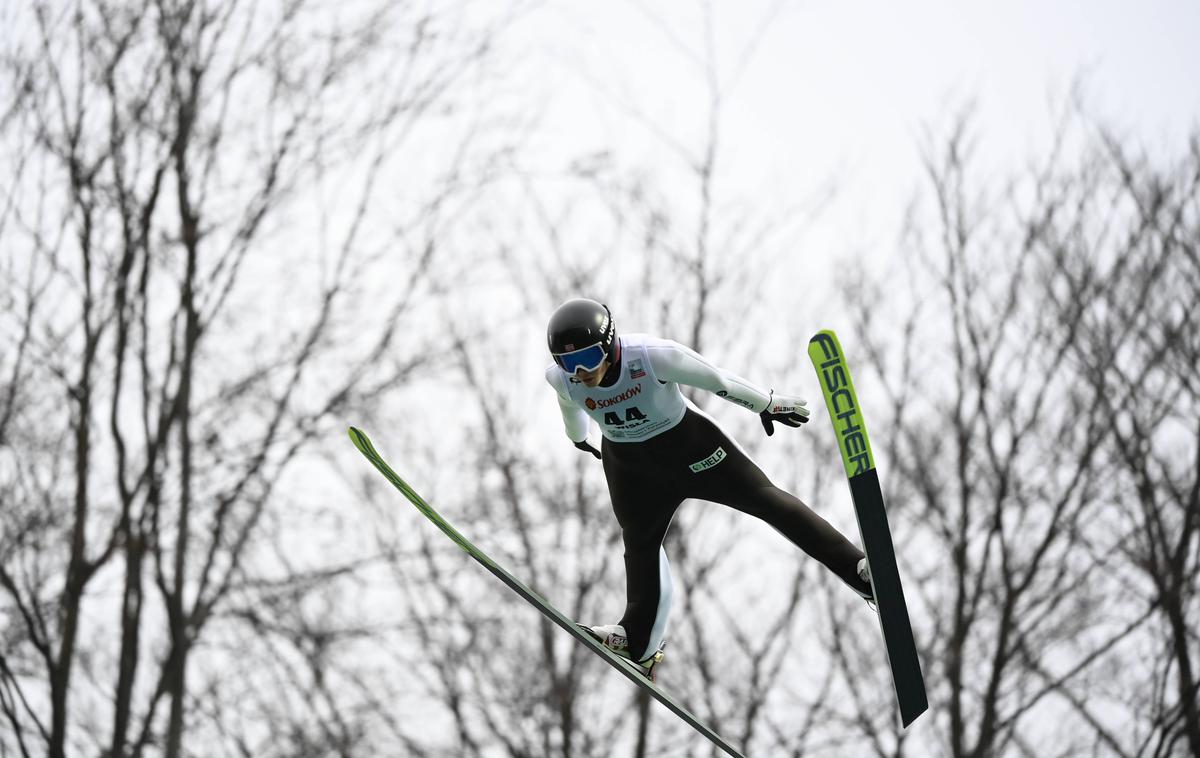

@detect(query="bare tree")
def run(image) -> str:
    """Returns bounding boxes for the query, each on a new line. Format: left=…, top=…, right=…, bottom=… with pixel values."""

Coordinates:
left=1050, top=127, right=1200, bottom=758
left=835, top=101, right=1199, bottom=757
left=0, top=1, right=520, bottom=756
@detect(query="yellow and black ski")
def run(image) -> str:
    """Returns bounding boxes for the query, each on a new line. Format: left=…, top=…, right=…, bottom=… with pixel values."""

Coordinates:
left=807, top=331, right=928, bottom=729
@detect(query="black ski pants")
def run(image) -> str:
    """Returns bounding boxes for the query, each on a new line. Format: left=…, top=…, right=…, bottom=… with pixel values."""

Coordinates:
left=601, top=408, right=868, bottom=662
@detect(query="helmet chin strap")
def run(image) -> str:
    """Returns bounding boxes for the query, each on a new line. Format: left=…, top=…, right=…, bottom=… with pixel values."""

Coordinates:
left=598, top=339, right=622, bottom=387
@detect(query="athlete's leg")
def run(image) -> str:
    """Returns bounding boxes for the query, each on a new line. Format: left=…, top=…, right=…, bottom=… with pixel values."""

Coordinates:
left=618, top=536, right=674, bottom=661
left=694, top=441, right=870, bottom=595
left=602, top=449, right=680, bottom=662
left=733, top=482, right=869, bottom=593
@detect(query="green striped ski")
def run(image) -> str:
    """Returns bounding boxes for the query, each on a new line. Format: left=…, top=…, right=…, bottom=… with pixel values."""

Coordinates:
left=807, top=331, right=929, bottom=729
left=347, top=427, right=745, bottom=758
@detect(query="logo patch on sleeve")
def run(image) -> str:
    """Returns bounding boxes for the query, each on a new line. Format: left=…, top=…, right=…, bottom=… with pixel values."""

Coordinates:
left=689, top=446, right=727, bottom=473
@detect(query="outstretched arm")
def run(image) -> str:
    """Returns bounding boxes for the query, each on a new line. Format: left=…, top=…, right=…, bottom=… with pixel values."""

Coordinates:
left=647, top=340, right=772, bottom=411
left=647, top=340, right=809, bottom=435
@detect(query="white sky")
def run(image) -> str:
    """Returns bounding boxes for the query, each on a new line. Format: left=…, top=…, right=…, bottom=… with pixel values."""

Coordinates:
left=510, top=0, right=1200, bottom=272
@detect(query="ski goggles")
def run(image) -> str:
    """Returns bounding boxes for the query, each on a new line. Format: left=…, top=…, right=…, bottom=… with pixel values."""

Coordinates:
left=553, top=343, right=607, bottom=373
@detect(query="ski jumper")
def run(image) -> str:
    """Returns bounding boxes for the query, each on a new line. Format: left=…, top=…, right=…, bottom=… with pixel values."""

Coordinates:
left=546, top=334, right=869, bottom=662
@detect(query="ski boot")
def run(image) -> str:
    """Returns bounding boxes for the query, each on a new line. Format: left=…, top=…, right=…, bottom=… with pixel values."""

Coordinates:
left=850, top=557, right=878, bottom=611
left=581, top=623, right=666, bottom=682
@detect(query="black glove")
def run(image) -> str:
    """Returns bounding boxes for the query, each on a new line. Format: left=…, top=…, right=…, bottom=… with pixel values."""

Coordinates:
left=759, top=391, right=810, bottom=436
left=574, top=440, right=601, bottom=459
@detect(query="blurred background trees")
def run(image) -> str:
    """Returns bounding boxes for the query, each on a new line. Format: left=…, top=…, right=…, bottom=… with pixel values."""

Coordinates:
left=2, top=1, right=1196, bottom=757
left=837, top=106, right=1199, bottom=758
left=0, top=0, right=521, bottom=755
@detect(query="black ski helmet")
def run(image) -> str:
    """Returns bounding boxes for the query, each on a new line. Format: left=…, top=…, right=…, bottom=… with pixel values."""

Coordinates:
left=547, top=298, right=618, bottom=371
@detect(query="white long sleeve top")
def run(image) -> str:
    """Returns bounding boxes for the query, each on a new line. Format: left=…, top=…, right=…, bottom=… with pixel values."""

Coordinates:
left=545, top=333, right=772, bottom=443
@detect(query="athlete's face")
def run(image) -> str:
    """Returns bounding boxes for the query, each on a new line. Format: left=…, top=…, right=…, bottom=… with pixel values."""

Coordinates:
left=574, top=359, right=609, bottom=387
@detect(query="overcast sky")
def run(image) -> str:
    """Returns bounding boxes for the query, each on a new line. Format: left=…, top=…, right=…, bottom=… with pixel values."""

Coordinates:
left=483, top=0, right=1200, bottom=473
left=507, top=0, right=1199, bottom=281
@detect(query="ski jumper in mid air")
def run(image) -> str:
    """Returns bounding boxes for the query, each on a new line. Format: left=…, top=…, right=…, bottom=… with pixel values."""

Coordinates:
left=544, top=298, right=873, bottom=679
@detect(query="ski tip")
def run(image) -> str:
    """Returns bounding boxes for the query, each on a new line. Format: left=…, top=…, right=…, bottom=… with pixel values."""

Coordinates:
left=807, top=329, right=838, bottom=364
left=347, top=426, right=371, bottom=454
left=807, top=328, right=841, bottom=355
